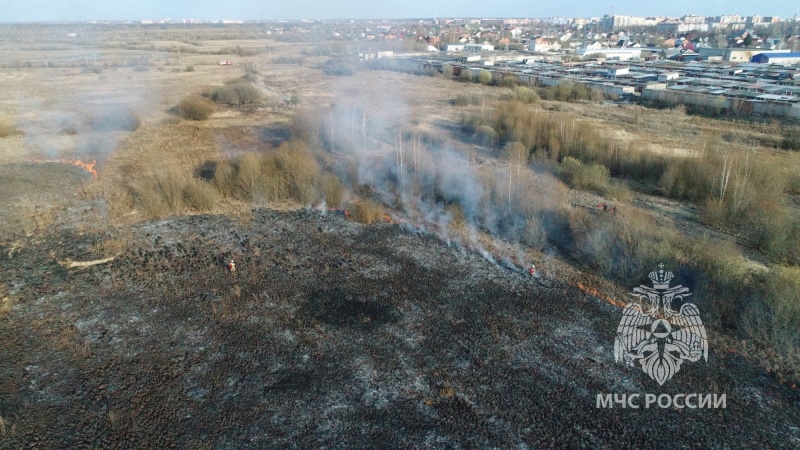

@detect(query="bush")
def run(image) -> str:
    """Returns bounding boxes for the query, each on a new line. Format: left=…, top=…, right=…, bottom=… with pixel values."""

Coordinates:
left=177, top=96, right=216, bottom=120
left=454, top=94, right=483, bottom=107
left=211, top=142, right=323, bottom=205
left=458, top=69, right=472, bottom=83
left=133, top=171, right=187, bottom=219
left=743, top=267, right=800, bottom=357
left=183, top=179, right=218, bottom=211
left=320, top=172, right=345, bottom=207
left=442, top=64, right=453, bottom=79
left=511, top=86, right=539, bottom=104
left=211, top=81, right=263, bottom=105
left=476, top=125, right=498, bottom=146
left=184, top=65, right=195, bottom=72
left=560, top=157, right=610, bottom=192
left=499, top=76, right=518, bottom=88
left=477, top=69, right=492, bottom=85
left=352, top=199, right=385, bottom=224
left=322, top=60, right=356, bottom=76
left=521, top=216, right=547, bottom=248
left=211, top=160, right=238, bottom=197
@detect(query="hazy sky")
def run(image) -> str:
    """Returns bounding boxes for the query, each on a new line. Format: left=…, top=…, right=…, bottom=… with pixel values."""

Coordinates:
left=2, top=1, right=797, bottom=22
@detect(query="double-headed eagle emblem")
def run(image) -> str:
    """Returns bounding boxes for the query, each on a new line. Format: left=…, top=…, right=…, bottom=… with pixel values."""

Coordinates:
left=614, top=264, right=708, bottom=385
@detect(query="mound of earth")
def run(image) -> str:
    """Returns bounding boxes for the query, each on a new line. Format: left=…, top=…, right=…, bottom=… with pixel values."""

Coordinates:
left=1, top=209, right=798, bottom=448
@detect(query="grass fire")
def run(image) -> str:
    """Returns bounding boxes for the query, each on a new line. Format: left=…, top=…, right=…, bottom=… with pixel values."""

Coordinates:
left=1, top=21, right=799, bottom=449
left=30, top=158, right=98, bottom=178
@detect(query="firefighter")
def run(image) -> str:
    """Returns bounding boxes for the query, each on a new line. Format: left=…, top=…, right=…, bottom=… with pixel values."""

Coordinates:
left=602, top=202, right=608, bottom=212
left=227, top=259, right=236, bottom=273
left=529, top=264, right=536, bottom=277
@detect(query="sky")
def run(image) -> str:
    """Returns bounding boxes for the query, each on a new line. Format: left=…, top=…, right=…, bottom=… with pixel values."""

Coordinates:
left=1, top=0, right=796, bottom=22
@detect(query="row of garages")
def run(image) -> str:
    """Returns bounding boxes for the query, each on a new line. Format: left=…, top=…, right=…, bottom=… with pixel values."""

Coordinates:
left=391, top=56, right=800, bottom=111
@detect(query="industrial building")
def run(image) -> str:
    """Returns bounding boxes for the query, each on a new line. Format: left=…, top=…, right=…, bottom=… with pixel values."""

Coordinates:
left=751, top=52, right=800, bottom=66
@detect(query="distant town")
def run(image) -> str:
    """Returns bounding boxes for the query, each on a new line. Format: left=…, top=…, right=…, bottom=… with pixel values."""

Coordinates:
left=3, top=13, right=800, bottom=118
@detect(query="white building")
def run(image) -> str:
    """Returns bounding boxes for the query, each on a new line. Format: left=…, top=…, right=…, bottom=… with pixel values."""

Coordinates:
left=578, top=47, right=641, bottom=60
left=528, top=38, right=561, bottom=53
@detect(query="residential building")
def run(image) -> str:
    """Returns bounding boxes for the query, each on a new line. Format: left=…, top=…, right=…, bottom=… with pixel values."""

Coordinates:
left=528, top=37, right=561, bottom=52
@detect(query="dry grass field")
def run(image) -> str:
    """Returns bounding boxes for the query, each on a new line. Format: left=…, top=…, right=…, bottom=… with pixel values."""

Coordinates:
left=1, top=27, right=800, bottom=447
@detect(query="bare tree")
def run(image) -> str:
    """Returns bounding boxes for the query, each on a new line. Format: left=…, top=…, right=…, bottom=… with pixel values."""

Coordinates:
left=504, top=141, right=527, bottom=208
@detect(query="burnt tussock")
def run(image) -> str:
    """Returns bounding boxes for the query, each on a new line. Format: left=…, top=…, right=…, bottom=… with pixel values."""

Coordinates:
left=1, top=209, right=799, bottom=448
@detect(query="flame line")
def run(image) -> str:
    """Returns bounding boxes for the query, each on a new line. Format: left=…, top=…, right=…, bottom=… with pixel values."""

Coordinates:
left=576, top=282, right=626, bottom=308
left=31, top=158, right=98, bottom=178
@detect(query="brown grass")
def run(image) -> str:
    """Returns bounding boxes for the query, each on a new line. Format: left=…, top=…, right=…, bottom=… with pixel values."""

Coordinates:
left=320, top=172, right=345, bottom=207
left=177, top=95, right=216, bottom=120
left=352, top=199, right=385, bottom=224
left=0, top=295, right=16, bottom=318
left=211, top=80, right=263, bottom=105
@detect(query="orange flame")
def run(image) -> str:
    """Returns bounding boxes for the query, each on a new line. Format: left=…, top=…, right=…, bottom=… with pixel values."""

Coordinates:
left=32, top=158, right=98, bottom=178
left=576, top=282, right=627, bottom=308
left=383, top=214, right=394, bottom=224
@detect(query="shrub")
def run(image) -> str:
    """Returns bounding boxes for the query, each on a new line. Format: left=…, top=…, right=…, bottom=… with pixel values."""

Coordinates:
left=476, top=125, right=498, bottom=146
left=458, top=69, right=472, bottom=83
left=177, top=96, right=216, bottom=120
left=743, top=267, right=800, bottom=357
left=320, top=172, right=345, bottom=207
left=211, top=81, right=263, bottom=105
left=454, top=94, right=483, bottom=107
left=212, top=160, right=238, bottom=197
left=210, top=142, right=323, bottom=205
left=183, top=179, right=218, bottom=211
left=184, top=65, right=195, bottom=72
left=521, top=216, right=547, bottom=248
left=477, top=69, right=492, bottom=85
left=352, top=199, right=385, bottom=224
left=499, top=76, right=518, bottom=88
left=235, top=152, right=265, bottom=200
left=134, top=171, right=188, bottom=219
left=442, top=64, right=453, bottom=79
left=560, top=157, right=610, bottom=192
left=570, top=206, right=682, bottom=282
left=322, top=60, right=356, bottom=76
left=511, top=86, right=539, bottom=104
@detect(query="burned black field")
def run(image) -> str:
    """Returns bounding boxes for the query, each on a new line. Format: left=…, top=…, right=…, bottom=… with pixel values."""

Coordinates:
left=1, top=209, right=799, bottom=449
